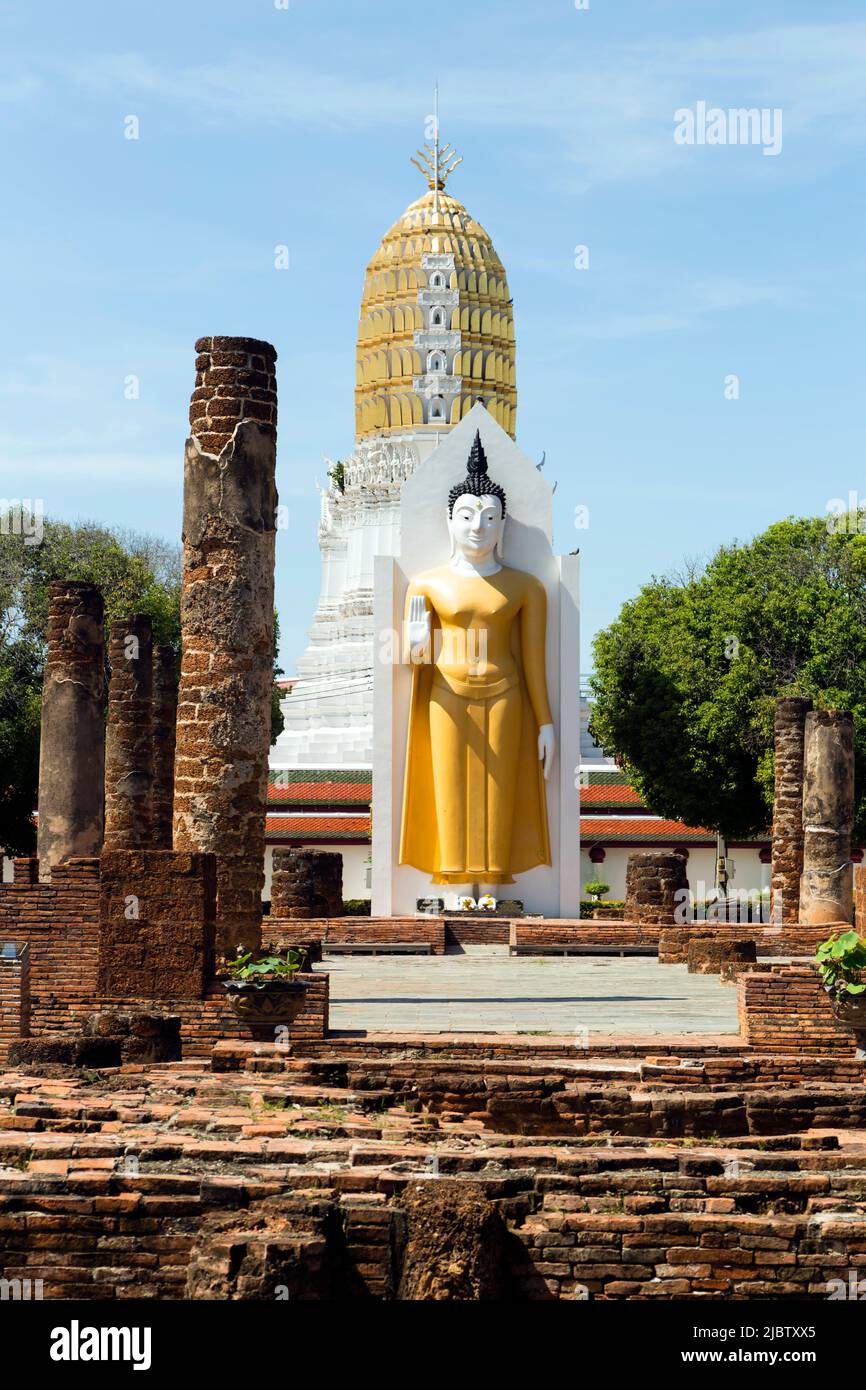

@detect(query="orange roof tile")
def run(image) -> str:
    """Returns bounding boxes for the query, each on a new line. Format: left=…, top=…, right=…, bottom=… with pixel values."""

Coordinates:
left=266, top=814, right=371, bottom=840
left=581, top=816, right=716, bottom=843
left=267, top=781, right=371, bottom=805
left=581, top=783, right=643, bottom=806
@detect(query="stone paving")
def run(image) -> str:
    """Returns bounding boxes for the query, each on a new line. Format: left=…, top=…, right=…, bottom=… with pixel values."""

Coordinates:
left=324, top=948, right=740, bottom=1035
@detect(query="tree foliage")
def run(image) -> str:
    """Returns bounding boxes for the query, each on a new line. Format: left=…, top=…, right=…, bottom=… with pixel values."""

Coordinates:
left=589, top=517, right=866, bottom=843
left=0, top=518, right=288, bottom=857
left=0, top=519, right=183, bottom=855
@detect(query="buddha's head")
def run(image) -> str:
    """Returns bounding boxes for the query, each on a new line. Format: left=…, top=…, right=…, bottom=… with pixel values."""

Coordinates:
left=447, top=432, right=507, bottom=564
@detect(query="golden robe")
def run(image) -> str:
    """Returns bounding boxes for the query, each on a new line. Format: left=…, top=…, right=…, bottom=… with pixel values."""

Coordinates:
left=398, top=565, right=553, bottom=885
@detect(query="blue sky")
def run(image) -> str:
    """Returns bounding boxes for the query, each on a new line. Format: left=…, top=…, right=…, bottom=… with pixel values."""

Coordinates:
left=1, top=0, right=864, bottom=673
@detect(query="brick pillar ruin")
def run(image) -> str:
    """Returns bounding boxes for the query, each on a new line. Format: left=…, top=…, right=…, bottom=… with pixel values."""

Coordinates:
left=624, top=852, right=689, bottom=927
left=271, top=849, right=344, bottom=920
left=103, top=615, right=154, bottom=850
left=37, top=581, right=105, bottom=880
left=151, top=645, right=178, bottom=851
left=799, top=709, right=854, bottom=925
left=173, top=336, right=278, bottom=954
left=771, top=696, right=812, bottom=924
left=97, top=849, right=216, bottom=999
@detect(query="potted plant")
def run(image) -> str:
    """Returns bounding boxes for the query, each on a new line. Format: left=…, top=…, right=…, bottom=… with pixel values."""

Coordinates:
left=222, top=946, right=308, bottom=1042
left=815, top=930, right=866, bottom=1057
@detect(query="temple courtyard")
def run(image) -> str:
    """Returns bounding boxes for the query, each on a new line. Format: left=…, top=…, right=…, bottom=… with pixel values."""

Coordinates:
left=1, top=336, right=861, bottom=1306
left=324, top=950, right=740, bottom=1036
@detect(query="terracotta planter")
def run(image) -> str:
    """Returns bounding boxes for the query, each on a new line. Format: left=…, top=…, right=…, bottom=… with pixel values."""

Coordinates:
left=829, top=991, right=866, bottom=1059
left=223, top=978, right=308, bottom=1042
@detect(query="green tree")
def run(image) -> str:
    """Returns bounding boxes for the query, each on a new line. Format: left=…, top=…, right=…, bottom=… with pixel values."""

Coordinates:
left=589, top=516, right=866, bottom=843
left=271, top=611, right=286, bottom=744
left=0, top=516, right=287, bottom=857
left=0, top=518, right=182, bottom=855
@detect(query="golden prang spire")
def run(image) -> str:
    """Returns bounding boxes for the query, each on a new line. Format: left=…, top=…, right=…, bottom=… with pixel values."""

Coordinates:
left=355, top=88, right=516, bottom=443
left=410, top=84, right=462, bottom=216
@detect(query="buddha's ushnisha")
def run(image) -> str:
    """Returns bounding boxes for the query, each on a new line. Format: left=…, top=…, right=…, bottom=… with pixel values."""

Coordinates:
left=399, top=433, right=554, bottom=886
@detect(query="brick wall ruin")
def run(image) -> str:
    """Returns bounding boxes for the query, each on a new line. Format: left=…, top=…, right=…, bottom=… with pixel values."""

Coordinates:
left=737, top=963, right=854, bottom=1055
left=96, top=849, right=216, bottom=999
left=0, top=944, right=29, bottom=1059
left=0, top=857, right=327, bottom=1059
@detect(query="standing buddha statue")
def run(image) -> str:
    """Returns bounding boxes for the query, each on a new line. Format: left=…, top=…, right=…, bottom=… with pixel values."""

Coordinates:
left=398, top=432, right=555, bottom=886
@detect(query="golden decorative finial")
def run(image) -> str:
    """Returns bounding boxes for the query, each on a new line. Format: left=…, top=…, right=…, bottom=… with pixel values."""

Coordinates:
left=410, top=142, right=463, bottom=191
left=410, top=84, right=462, bottom=211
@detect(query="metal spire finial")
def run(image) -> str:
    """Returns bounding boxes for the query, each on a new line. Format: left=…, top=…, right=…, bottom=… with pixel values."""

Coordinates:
left=410, top=84, right=463, bottom=212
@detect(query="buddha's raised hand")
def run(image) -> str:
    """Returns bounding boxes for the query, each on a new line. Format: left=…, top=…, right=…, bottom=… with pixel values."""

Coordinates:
left=407, top=593, right=431, bottom=654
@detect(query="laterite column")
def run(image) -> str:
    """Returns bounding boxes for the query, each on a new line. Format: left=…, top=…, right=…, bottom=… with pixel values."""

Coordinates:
left=151, top=645, right=178, bottom=850
left=103, top=614, right=154, bottom=849
left=37, top=581, right=105, bottom=879
left=770, top=696, right=811, bottom=924
left=799, top=709, right=854, bottom=925
left=172, top=336, right=278, bottom=953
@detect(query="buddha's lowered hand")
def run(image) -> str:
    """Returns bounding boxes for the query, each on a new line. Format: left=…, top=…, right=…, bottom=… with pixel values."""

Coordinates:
left=538, top=723, right=555, bottom=781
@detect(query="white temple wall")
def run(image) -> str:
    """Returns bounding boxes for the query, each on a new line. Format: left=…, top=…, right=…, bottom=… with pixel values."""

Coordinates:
left=579, top=846, right=769, bottom=905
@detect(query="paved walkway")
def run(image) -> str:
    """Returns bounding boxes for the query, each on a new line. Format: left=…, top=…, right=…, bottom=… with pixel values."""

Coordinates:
left=324, top=948, right=740, bottom=1036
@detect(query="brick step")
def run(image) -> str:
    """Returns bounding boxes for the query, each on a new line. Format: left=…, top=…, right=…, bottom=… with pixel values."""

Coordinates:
left=324, top=942, right=433, bottom=955
left=510, top=945, right=658, bottom=957
left=9, top=1069, right=866, bottom=1145
left=4, top=1151, right=866, bottom=1220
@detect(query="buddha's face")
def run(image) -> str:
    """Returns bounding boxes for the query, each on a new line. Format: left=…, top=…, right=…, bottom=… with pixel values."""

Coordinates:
left=448, top=493, right=505, bottom=563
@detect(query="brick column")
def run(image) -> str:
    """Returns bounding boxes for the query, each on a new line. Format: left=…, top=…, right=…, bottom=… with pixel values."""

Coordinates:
left=173, top=336, right=278, bottom=954
left=37, top=581, right=105, bottom=879
left=152, top=645, right=178, bottom=850
left=771, top=696, right=812, bottom=924
left=271, top=849, right=343, bottom=919
left=624, top=852, right=689, bottom=926
left=799, top=709, right=854, bottom=925
left=104, top=615, right=154, bottom=850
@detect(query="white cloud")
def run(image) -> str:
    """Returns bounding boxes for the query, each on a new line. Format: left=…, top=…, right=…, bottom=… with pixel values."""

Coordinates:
left=0, top=73, right=42, bottom=105
left=0, top=443, right=177, bottom=483
left=49, top=21, right=866, bottom=183
left=540, top=276, right=786, bottom=348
